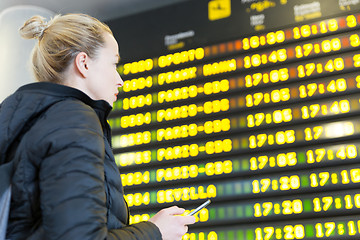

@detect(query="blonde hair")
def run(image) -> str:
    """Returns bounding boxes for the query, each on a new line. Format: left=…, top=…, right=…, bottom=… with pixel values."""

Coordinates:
left=19, top=13, right=113, bottom=83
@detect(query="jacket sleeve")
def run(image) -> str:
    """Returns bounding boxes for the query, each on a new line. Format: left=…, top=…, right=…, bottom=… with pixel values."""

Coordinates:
left=36, top=101, right=162, bottom=240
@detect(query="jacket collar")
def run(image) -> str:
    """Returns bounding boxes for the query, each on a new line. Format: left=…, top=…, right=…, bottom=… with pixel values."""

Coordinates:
left=18, top=82, right=113, bottom=119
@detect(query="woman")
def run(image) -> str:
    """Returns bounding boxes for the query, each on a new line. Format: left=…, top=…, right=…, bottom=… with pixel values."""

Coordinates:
left=0, top=13, right=195, bottom=239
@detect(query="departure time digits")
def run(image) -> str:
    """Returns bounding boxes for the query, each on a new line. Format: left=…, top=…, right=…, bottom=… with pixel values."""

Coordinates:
left=130, top=216, right=360, bottom=239
left=118, top=14, right=360, bottom=78
left=114, top=119, right=359, bottom=169
left=113, top=52, right=360, bottom=114
left=110, top=10, right=360, bottom=240
left=112, top=91, right=359, bottom=149
left=111, top=72, right=360, bottom=134
left=119, top=142, right=360, bottom=187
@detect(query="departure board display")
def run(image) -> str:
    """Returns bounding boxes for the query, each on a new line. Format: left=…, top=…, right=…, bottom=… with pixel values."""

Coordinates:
left=106, top=0, right=360, bottom=239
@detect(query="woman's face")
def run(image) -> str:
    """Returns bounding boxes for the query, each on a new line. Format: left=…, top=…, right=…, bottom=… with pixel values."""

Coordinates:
left=85, top=33, right=123, bottom=106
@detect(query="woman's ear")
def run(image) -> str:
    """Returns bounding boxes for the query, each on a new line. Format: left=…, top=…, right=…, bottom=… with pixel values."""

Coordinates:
left=74, top=52, right=89, bottom=78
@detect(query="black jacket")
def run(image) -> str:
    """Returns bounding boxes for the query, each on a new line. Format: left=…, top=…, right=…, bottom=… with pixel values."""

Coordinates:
left=0, top=82, right=161, bottom=240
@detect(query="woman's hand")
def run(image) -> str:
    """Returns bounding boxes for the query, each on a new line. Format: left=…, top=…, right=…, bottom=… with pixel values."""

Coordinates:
left=149, top=206, right=196, bottom=240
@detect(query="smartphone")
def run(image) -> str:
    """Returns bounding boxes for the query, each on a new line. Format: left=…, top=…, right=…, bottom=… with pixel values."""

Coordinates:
left=188, top=199, right=211, bottom=216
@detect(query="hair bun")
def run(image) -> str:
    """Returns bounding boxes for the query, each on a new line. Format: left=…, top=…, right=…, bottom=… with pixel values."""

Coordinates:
left=19, top=15, right=48, bottom=40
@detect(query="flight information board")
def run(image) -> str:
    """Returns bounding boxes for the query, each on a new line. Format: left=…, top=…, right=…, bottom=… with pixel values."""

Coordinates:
left=106, top=0, right=360, bottom=239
